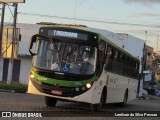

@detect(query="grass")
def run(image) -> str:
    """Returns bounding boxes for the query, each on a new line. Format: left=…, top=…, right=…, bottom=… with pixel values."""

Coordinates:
left=0, top=82, right=28, bottom=93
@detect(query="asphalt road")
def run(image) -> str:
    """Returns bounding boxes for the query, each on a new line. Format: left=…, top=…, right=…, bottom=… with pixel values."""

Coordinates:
left=0, top=91, right=160, bottom=119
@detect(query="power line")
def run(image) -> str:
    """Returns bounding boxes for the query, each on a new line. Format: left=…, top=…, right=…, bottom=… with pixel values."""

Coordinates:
left=18, top=12, right=160, bottom=28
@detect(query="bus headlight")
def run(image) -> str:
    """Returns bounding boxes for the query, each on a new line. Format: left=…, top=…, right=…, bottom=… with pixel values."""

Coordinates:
left=86, top=83, right=92, bottom=89
left=30, top=74, right=35, bottom=79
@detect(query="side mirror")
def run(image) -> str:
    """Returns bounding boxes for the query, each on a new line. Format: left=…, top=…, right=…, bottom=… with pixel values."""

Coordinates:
left=29, top=34, right=38, bottom=56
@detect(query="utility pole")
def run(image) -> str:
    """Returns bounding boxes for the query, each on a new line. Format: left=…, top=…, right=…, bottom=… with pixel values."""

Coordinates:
left=74, top=0, right=77, bottom=24
left=138, top=31, right=147, bottom=96
left=0, top=2, right=5, bottom=58
left=157, top=34, right=159, bottom=52
left=8, top=3, right=18, bottom=84
left=145, top=30, right=147, bottom=45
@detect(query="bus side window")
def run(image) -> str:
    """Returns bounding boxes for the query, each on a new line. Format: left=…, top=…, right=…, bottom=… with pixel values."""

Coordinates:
left=97, top=40, right=106, bottom=77
left=133, top=60, right=137, bottom=78
left=118, top=53, right=123, bottom=75
left=123, top=55, right=127, bottom=75
left=113, top=50, right=118, bottom=73
left=127, top=57, right=130, bottom=76
left=104, top=46, right=114, bottom=71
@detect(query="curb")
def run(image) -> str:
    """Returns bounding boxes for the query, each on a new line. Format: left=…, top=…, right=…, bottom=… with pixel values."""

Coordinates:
left=146, top=94, right=160, bottom=100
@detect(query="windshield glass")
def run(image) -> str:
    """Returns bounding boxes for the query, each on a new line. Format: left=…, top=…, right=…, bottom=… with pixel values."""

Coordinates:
left=33, top=40, right=97, bottom=75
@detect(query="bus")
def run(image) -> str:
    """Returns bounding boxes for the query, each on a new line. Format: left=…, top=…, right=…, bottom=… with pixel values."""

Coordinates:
left=28, top=25, right=140, bottom=111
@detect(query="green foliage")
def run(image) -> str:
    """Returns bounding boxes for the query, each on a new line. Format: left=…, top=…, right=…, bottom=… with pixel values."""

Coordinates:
left=0, top=82, right=28, bottom=93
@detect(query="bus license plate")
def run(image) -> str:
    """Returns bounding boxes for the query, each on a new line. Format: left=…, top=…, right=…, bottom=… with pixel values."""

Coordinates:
left=51, top=90, right=62, bottom=95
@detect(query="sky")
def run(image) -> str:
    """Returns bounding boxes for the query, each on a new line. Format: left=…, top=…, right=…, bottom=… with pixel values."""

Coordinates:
left=2, top=0, right=160, bottom=51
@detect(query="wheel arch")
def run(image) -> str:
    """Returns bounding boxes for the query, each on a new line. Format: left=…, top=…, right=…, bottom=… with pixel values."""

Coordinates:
left=126, top=88, right=129, bottom=97
left=101, top=86, right=107, bottom=103
left=125, top=88, right=129, bottom=102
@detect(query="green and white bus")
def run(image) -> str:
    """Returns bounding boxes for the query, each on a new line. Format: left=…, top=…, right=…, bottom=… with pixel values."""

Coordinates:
left=28, top=25, right=140, bottom=110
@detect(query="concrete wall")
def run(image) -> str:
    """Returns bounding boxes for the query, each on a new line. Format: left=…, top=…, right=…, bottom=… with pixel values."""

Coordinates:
left=19, top=57, right=32, bottom=84
left=0, top=57, right=32, bottom=85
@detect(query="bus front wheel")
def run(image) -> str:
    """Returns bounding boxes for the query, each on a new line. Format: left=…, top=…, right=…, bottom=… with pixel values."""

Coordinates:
left=45, top=96, right=57, bottom=107
left=91, top=88, right=106, bottom=111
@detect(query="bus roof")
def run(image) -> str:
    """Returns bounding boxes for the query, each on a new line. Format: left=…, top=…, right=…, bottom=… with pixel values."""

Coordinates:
left=40, top=25, right=140, bottom=62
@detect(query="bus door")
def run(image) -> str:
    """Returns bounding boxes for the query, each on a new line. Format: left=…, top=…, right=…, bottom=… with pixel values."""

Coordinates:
left=95, top=41, right=110, bottom=103
left=104, top=46, right=118, bottom=103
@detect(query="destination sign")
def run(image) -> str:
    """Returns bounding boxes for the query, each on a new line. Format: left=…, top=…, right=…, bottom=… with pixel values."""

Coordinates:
left=48, top=30, right=88, bottom=40
left=53, top=30, right=78, bottom=38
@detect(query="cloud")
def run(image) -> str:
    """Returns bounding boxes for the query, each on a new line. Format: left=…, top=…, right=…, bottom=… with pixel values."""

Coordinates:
left=132, top=12, right=160, bottom=17
left=122, top=0, right=160, bottom=6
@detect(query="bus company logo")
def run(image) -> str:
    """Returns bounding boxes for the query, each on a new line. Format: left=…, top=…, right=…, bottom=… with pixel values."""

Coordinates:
left=75, top=82, right=82, bottom=86
left=2, top=112, right=11, bottom=117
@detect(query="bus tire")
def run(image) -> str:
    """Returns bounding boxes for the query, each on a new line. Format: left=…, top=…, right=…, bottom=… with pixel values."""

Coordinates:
left=91, top=87, right=107, bottom=111
left=91, top=104, right=97, bottom=111
left=45, top=96, right=57, bottom=107
left=99, top=88, right=107, bottom=109
left=117, top=90, right=128, bottom=107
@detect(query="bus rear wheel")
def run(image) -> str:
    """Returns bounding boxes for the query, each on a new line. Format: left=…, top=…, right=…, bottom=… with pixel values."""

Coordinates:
left=117, top=90, right=128, bottom=107
left=45, top=96, right=57, bottom=107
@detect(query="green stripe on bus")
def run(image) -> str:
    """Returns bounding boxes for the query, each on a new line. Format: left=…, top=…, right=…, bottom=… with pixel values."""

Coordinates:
left=31, top=71, right=95, bottom=87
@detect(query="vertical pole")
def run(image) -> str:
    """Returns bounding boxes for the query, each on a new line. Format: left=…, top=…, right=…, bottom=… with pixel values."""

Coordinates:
left=157, top=34, right=159, bottom=52
left=0, top=3, right=5, bottom=57
left=8, top=3, right=18, bottom=84
left=138, top=43, right=146, bottom=97
left=74, top=0, right=77, bottom=24
left=145, top=31, right=147, bottom=45
left=144, top=31, right=147, bottom=72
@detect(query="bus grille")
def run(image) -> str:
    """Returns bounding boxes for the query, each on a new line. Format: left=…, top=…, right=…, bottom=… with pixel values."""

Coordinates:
left=35, top=71, right=92, bottom=81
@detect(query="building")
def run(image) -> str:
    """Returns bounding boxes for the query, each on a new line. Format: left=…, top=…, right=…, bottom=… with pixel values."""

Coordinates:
left=152, top=52, right=160, bottom=86
left=153, top=69, right=160, bottom=83
left=145, top=45, right=154, bottom=71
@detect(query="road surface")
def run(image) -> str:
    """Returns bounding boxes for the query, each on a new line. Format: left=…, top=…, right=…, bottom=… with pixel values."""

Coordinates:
left=0, top=91, right=160, bottom=119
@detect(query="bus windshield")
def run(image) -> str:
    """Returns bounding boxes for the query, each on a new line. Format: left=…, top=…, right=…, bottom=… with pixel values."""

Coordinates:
left=33, top=40, right=97, bottom=75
